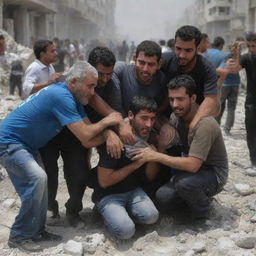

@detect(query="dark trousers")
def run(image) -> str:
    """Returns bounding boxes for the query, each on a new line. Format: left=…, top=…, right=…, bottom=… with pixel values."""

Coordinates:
left=245, top=103, right=256, bottom=166
left=39, top=127, right=89, bottom=214
left=156, top=167, right=220, bottom=217
left=216, top=85, right=239, bottom=131
left=9, top=75, right=22, bottom=97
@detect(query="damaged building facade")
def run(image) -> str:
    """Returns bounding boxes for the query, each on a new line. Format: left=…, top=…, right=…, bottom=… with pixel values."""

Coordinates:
left=0, top=0, right=116, bottom=47
left=180, top=0, right=256, bottom=46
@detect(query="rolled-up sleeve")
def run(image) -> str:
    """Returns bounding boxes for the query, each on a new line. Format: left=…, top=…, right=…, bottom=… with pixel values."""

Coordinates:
left=22, top=67, right=38, bottom=99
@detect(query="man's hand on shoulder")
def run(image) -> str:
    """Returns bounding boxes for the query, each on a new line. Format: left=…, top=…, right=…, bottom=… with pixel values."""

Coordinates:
left=48, top=72, right=63, bottom=85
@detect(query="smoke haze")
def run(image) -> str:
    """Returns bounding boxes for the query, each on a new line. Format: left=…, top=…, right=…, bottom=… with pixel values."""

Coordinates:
left=115, top=0, right=195, bottom=44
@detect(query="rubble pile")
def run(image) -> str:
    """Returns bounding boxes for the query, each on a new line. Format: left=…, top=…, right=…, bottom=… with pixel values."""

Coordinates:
left=0, top=29, right=33, bottom=91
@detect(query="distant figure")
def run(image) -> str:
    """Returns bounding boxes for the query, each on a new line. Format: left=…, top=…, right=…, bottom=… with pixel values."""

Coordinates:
left=162, top=38, right=175, bottom=67
left=198, top=33, right=210, bottom=54
left=0, top=34, right=7, bottom=69
left=159, top=39, right=168, bottom=53
left=9, top=60, right=23, bottom=97
left=64, top=39, right=76, bottom=67
left=205, top=36, right=226, bottom=68
left=129, top=41, right=136, bottom=62
left=118, top=40, right=129, bottom=61
left=53, top=37, right=66, bottom=72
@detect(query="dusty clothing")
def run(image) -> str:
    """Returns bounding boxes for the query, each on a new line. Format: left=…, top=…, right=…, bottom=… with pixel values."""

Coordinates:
left=156, top=116, right=228, bottom=217
left=240, top=53, right=256, bottom=165
left=113, top=62, right=167, bottom=116
left=170, top=115, right=228, bottom=187
left=162, top=52, right=217, bottom=104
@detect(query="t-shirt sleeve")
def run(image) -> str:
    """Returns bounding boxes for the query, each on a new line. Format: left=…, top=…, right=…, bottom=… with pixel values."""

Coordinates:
left=49, top=90, right=85, bottom=126
left=202, top=56, right=218, bottom=95
left=189, top=118, right=219, bottom=161
left=22, top=66, right=40, bottom=98
left=104, top=79, right=125, bottom=117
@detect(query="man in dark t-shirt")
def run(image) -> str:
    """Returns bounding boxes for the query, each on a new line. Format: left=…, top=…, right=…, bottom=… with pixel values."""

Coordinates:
left=227, top=32, right=256, bottom=168
left=92, top=96, right=159, bottom=239
left=162, top=25, right=219, bottom=139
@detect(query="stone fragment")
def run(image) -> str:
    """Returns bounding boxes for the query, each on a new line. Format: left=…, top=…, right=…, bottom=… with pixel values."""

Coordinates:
left=192, top=241, right=206, bottom=253
left=83, top=233, right=105, bottom=254
left=217, top=237, right=235, bottom=255
left=244, top=167, right=256, bottom=177
left=2, top=198, right=16, bottom=208
left=184, top=250, right=195, bottom=256
left=63, top=240, right=83, bottom=256
left=234, top=183, right=254, bottom=196
left=250, top=214, right=256, bottom=223
left=235, top=236, right=256, bottom=249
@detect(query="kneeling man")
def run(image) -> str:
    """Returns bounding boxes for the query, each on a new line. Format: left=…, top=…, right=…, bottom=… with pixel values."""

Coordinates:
left=92, top=96, right=159, bottom=239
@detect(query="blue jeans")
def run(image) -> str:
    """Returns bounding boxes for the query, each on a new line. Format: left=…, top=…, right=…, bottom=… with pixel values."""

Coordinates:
left=96, top=187, right=159, bottom=239
left=0, top=143, right=48, bottom=242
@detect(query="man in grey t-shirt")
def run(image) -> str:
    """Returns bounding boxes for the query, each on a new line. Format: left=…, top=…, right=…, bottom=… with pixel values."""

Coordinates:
left=112, top=40, right=168, bottom=117
left=131, top=75, right=228, bottom=220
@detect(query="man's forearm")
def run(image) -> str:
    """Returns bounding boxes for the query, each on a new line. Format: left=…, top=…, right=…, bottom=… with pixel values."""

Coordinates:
left=153, top=152, right=200, bottom=173
left=30, top=81, right=51, bottom=94
left=98, top=161, right=142, bottom=188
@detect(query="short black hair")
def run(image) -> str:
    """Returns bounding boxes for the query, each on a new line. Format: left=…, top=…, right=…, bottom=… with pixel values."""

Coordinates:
left=167, top=38, right=175, bottom=48
left=212, top=36, right=225, bottom=48
left=245, top=32, right=256, bottom=42
left=0, top=34, right=4, bottom=40
left=33, top=39, right=53, bottom=59
left=167, top=74, right=197, bottom=97
left=135, top=40, right=162, bottom=62
left=130, top=96, right=158, bottom=115
left=175, top=25, right=202, bottom=46
left=200, top=33, right=209, bottom=41
left=159, top=39, right=166, bottom=46
left=88, top=46, right=116, bottom=67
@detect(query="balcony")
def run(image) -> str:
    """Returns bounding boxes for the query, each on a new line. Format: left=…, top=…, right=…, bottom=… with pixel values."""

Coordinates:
left=250, top=0, right=256, bottom=8
left=3, top=0, right=57, bottom=13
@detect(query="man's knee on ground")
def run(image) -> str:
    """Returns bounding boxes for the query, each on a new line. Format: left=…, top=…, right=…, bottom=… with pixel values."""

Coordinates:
left=155, top=184, right=176, bottom=206
left=111, top=221, right=135, bottom=240
left=141, top=209, right=159, bottom=225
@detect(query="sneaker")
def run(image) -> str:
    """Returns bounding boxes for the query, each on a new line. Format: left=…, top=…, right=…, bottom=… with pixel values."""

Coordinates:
left=8, top=239, right=42, bottom=252
left=32, top=231, right=62, bottom=242
left=66, top=212, right=85, bottom=228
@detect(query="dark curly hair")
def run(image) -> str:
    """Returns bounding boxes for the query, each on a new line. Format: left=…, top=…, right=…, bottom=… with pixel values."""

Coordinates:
left=130, top=96, right=158, bottom=115
left=33, top=39, right=53, bottom=59
left=88, top=46, right=116, bottom=67
left=135, top=40, right=162, bottom=62
left=167, top=74, right=197, bottom=97
left=175, top=25, right=202, bottom=47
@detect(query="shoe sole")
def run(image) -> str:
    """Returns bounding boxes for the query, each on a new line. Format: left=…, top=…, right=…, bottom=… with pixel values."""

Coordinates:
left=8, top=240, right=42, bottom=252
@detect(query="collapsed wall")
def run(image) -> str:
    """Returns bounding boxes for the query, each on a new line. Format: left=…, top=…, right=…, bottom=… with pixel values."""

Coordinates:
left=0, top=29, right=34, bottom=92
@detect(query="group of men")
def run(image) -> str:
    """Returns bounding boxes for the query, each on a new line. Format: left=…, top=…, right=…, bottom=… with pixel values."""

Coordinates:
left=0, top=24, right=255, bottom=253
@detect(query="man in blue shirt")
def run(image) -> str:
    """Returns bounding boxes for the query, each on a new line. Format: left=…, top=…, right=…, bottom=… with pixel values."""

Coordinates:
left=0, top=61, right=123, bottom=252
left=204, top=36, right=226, bottom=68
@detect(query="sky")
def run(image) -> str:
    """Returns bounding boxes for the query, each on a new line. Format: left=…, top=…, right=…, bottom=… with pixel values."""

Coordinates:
left=115, top=0, right=195, bottom=44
